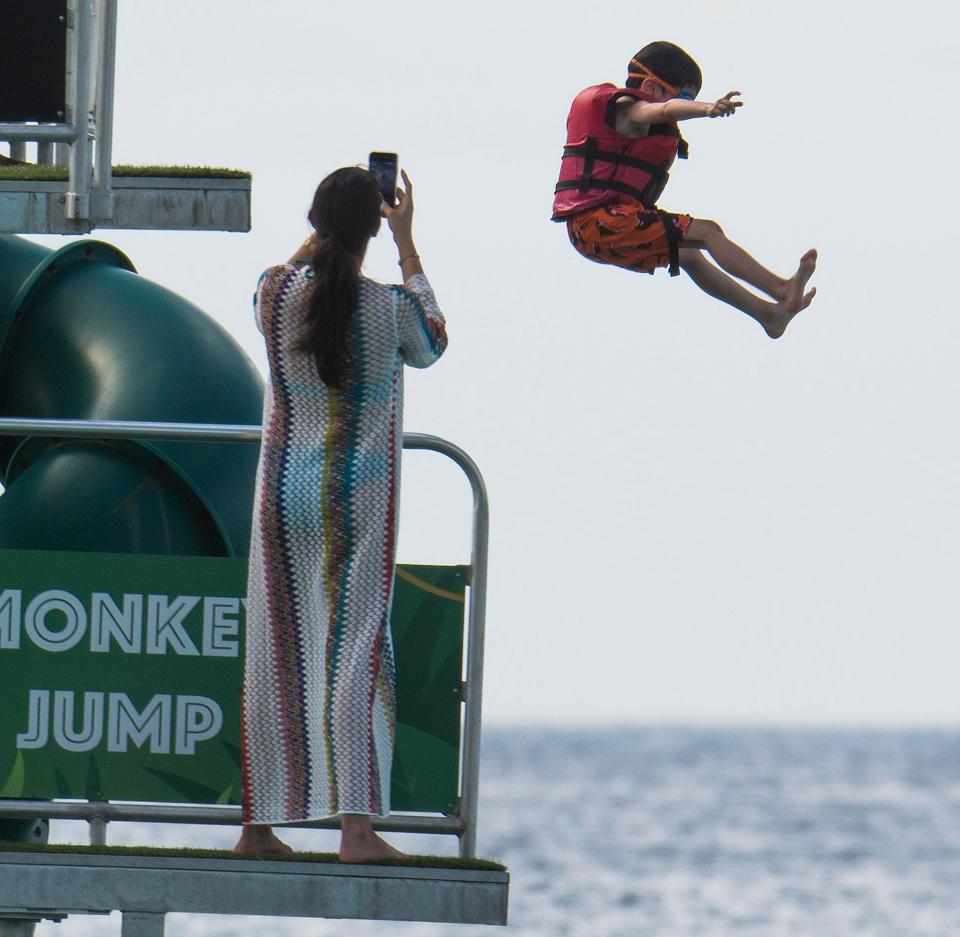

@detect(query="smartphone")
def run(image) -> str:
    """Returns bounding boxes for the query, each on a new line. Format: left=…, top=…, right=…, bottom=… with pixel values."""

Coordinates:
left=369, top=151, right=398, bottom=207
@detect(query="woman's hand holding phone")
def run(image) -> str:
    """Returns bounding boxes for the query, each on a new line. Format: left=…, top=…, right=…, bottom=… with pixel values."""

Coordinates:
left=382, top=170, right=423, bottom=279
left=382, top=169, right=413, bottom=239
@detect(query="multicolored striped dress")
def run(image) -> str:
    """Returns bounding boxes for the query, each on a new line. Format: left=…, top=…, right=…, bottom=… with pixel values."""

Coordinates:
left=241, top=263, right=447, bottom=824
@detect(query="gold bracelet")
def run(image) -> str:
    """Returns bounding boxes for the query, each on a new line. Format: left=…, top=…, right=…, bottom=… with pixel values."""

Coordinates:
left=398, top=253, right=419, bottom=266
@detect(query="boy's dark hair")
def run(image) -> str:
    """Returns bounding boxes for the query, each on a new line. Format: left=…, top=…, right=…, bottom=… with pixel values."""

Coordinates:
left=626, top=42, right=702, bottom=94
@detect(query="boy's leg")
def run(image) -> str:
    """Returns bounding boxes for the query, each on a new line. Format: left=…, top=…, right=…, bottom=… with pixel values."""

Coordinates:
left=679, top=248, right=814, bottom=339
left=685, top=219, right=815, bottom=303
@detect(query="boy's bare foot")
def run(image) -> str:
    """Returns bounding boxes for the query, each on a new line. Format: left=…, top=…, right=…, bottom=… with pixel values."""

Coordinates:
left=339, top=824, right=407, bottom=864
left=232, top=824, right=294, bottom=856
left=763, top=249, right=817, bottom=338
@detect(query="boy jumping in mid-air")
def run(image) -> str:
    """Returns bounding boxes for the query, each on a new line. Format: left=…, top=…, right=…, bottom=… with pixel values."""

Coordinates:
left=552, top=41, right=817, bottom=338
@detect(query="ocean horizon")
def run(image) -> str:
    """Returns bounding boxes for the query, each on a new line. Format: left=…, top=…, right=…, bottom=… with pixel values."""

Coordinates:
left=35, top=724, right=960, bottom=937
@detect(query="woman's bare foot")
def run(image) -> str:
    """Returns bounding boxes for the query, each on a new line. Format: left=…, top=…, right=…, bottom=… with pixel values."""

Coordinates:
left=763, top=249, right=818, bottom=338
left=339, top=814, right=407, bottom=864
left=233, top=824, right=294, bottom=856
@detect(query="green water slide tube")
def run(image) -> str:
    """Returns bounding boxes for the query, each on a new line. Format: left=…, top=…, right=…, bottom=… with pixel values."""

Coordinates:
left=0, top=234, right=264, bottom=557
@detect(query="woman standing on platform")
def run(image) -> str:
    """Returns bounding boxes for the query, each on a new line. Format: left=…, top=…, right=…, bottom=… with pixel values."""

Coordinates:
left=234, top=167, right=447, bottom=862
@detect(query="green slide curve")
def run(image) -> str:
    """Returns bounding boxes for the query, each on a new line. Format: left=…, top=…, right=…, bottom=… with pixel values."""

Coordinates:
left=0, top=234, right=264, bottom=557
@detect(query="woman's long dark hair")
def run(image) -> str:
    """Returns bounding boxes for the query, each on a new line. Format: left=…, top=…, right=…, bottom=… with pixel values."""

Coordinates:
left=296, top=167, right=382, bottom=388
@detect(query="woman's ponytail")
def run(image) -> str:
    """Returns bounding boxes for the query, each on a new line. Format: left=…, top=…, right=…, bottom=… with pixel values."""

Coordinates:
left=296, top=168, right=382, bottom=389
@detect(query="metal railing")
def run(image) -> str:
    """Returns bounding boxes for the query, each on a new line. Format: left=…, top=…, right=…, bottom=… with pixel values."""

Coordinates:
left=0, top=417, right=489, bottom=858
left=0, top=0, right=118, bottom=221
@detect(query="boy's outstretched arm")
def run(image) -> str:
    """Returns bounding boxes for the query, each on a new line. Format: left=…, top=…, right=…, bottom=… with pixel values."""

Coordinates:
left=616, top=91, right=742, bottom=134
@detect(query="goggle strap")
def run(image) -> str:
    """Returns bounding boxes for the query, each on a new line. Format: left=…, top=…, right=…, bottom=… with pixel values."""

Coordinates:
left=627, top=58, right=680, bottom=97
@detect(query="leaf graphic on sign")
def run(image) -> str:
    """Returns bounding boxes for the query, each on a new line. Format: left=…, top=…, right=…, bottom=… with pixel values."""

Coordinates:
left=53, top=765, right=73, bottom=799
left=221, top=741, right=242, bottom=770
left=144, top=769, right=220, bottom=805
left=391, top=723, right=458, bottom=813
left=0, top=752, right=25, bottom=798
left=84, top=755, right=103, bottom=800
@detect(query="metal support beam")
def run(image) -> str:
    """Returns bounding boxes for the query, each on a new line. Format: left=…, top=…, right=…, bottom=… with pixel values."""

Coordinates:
left=0, top=851, right=509, bottom=926
left=0, top=177, right=252, bottom=234
left=0, top=921, right=38, bottom=937
left=121, top=913, right=165, bottom=937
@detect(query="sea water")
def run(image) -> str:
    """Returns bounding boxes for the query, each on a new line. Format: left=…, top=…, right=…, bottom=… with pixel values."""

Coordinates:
left=37, top=726, right=960, bottom=937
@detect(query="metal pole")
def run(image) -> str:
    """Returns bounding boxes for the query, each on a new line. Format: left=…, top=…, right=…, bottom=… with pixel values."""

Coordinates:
left=0, top=126, right=75, bottom=142
left=404, top=436, right=489, bottom=858
left=91, top=0, right=117, bottom=220
left=0, top=417, right=262, bottom=443
left=66, top=0, right=93, bottom=220
left=88, top=802, right=108, bottom=846
left=0, top=799, right=464, bottom=836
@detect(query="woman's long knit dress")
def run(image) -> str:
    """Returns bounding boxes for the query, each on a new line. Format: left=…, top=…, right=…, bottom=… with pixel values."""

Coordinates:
left=241, top=264, right=447, bottom=824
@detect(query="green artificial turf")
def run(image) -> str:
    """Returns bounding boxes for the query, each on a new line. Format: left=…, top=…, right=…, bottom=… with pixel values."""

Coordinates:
left=0, top=840, right=505, bottom=872
left=0, top=164, right=250, bottom=181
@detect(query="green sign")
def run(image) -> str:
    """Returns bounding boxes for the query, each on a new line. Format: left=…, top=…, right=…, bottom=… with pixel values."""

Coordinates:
left=0, top=549, right=465, bottom=813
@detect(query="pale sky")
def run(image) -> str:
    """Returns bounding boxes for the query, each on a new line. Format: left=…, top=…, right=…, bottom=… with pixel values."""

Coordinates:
left=25, top=0, right=960, bottom=726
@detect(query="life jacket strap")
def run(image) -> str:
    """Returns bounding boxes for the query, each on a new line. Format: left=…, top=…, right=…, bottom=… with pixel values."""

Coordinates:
left=579, top=137, right=597, bottom=193
left=561, top=143, right=662, bottom=176
left=558, top=138, right=671, bottom=208
left=554, top=176, right=658, bottom=206
left=658, top=211, right=683, bottom=277
left=556, top=175, right=670, bottom=209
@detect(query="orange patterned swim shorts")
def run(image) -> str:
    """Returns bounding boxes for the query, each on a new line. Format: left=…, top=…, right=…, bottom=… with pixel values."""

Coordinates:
left=566, top=201, right=693, bottom=276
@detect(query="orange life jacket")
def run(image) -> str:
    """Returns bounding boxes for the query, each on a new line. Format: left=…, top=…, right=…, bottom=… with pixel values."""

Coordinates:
left=552, top=84, right=688, bottom=221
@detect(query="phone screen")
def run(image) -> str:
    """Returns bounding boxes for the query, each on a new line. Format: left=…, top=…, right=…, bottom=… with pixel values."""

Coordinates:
left=369, top=151, right=398, bottom=207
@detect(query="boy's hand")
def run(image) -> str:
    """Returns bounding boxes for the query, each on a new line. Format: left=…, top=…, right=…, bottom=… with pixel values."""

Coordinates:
left=705, top=91, right=742, bottom=118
